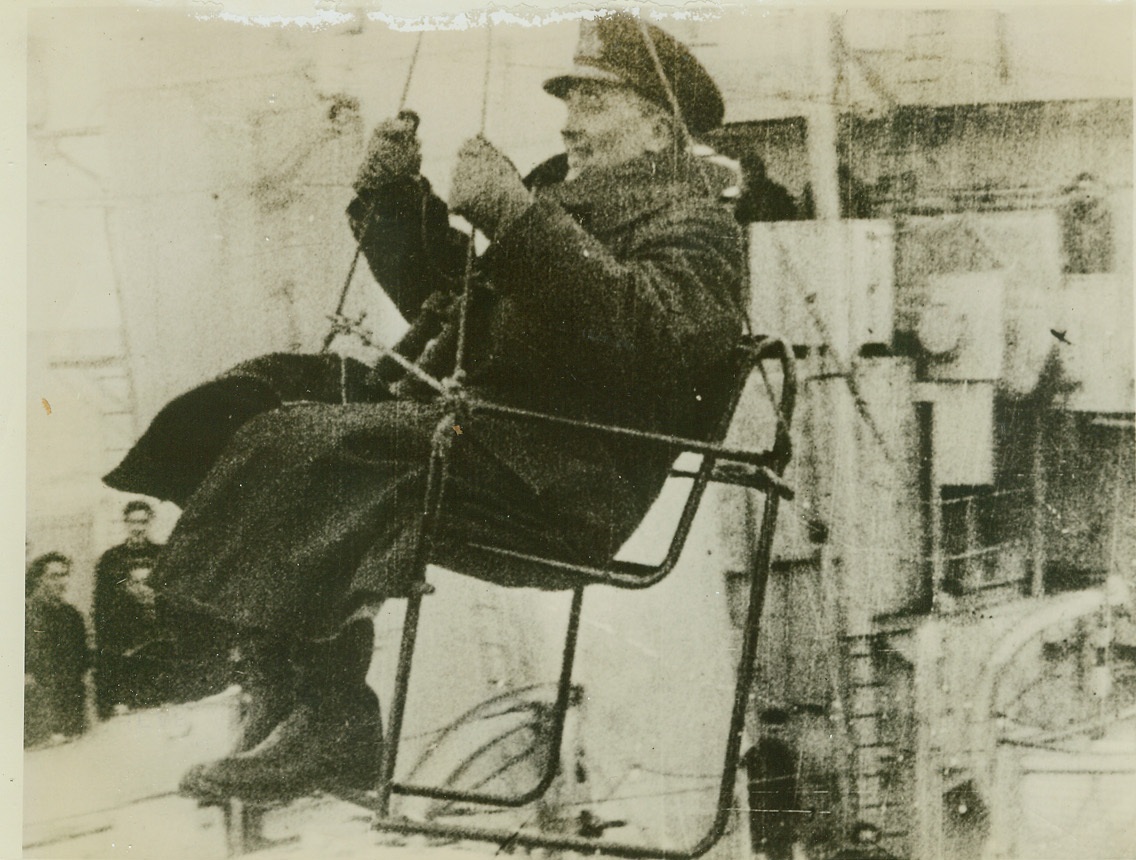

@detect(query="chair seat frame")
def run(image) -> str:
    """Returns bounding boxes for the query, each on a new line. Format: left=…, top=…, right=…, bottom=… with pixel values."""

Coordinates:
left=221, top=335, right=796, bottom=859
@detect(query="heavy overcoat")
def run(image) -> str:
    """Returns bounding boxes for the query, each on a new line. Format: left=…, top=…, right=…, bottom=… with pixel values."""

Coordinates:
left=25, top=597, right=89, bottom=743
left=106, top=150, right=745, bottom=639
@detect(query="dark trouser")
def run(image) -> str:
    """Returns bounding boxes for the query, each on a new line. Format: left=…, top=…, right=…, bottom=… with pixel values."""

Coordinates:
left=25, top=678, right=86, bottom=744
left=111, top=353, right=646, bottom=645
left=152, top=399, right=569, bottom=641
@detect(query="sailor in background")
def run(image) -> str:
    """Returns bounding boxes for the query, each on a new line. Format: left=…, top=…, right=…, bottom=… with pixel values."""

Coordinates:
left=93, top=500, right=163, bottom=717
left=25, top=553, right=91, bottom=747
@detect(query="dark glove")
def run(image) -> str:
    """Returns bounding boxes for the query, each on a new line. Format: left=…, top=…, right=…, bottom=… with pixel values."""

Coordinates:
left=354, top=111, right=422, bottom=192
left=448, top=135, right=533, bottom=240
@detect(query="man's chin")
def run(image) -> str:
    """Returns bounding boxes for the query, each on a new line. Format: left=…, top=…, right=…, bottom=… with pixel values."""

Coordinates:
left=564, top=151, right=589, bottom=179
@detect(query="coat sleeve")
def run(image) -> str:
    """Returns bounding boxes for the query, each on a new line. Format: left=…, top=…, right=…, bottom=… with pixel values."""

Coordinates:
left=347, top=177, right=469, bottom=323
left=483, top=197, right=745, bottom=387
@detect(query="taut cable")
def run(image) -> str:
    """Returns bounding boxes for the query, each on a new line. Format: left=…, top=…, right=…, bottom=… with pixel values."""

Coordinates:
left=327, top=31, right=426, bottom=400
left=451, top=21, right=495, bottom=386
left=634, top=17, right=750, bottom=334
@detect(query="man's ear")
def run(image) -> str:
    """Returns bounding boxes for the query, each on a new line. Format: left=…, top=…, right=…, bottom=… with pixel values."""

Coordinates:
left=644, top=114, right=676, bottom=153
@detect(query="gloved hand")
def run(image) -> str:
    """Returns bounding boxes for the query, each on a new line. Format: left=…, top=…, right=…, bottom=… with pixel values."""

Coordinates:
left=354, top=111, right=422, bottom=191
left=448, top=135, right=533, bottom=240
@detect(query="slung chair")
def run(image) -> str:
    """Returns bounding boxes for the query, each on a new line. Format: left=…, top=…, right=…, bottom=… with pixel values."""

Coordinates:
left=222, top=334, right=796, bottom=859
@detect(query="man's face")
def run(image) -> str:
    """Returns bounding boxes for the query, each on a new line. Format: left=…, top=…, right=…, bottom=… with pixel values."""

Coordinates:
left=560, top=81, right=670, bottom=179
left=38, top=561, right=70, bottom=603
left=125, top=509, right=152, bottom=544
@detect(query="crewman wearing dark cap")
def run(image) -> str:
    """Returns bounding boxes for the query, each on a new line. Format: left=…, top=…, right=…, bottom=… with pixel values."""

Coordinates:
left=108, top=13, right=746, bottom=801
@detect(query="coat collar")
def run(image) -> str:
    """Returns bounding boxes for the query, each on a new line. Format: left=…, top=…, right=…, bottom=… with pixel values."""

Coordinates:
left=526, top=149, right=714, bottom=234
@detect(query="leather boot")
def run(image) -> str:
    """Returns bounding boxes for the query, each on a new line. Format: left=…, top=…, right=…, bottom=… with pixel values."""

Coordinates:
left=180, top=621, right=382, bottom=803
left=231, top=637, right=295, bottom=753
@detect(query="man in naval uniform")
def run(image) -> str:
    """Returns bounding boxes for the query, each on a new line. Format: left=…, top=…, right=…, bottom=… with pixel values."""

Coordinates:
left=93, top=500, right=163, bottom=716
left=105, top=14, right=746, bottom=800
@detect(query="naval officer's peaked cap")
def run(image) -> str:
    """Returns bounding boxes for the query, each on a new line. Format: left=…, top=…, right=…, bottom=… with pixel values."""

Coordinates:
left=543, top=14, right=725, bottom=137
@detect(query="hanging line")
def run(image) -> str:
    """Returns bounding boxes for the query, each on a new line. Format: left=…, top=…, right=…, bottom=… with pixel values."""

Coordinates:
left=450, top=20, right=495, bottom=386
left=644, top=23, right=884, bottom=466
left=635, top=18, right=728, bottom=208
left=328, top=30, right=425, bottom=400
left=328, top=30, right=424, bottom=347
left=635, top=19, right=694, bottom=181
left=636, top=14, right=784, bottom=473
left=637, top=20, right=800, bottom=518
left=635, top=18, right=753, bottom=343
left=325, top=314, right=445, bottom=392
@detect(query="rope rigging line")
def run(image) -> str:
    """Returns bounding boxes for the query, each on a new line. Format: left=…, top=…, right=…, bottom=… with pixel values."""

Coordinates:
left=328, top=314, right=444, bottom=392
left=451, top=21, right=495, bottom=386
left=633, top=18, right=753, bottom=339
left=397, top=32, right=425, bottom=111
left=329, top=316, right=787, bottom=470
left=328, top=31, right=424, bottom=342
left=326, top=31, right=425, bottom=399
left=633, top=19, right=712, bottom=200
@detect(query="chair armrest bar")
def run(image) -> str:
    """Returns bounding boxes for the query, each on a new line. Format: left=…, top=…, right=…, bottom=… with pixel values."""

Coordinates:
left=453, top=336, right=797, bottom=591
left=464, top=335, right=795, bottom=470
left=466, top=397, right=780, bottom=469
left=670, top=463, right=795, bottom=500
left=466, top=542, right=681, bottom=589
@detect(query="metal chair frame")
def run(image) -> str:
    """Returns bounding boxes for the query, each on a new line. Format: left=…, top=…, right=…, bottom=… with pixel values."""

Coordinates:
left=366, top=334, right=796, bottom=859
left=221, top=334, right=796, bottom=859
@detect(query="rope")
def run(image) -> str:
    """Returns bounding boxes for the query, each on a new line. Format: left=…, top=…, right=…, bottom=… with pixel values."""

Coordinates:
left=451, top=22, right=495, bottom=385
left=328, top=31, right=425, bottom=401
left=633, top=18, right=716, bottom=201
left=634, top=16, right=751, bottom=338
left=327, top=314, right=444, bottom=392
left=398, top=33, right=425, bottom=111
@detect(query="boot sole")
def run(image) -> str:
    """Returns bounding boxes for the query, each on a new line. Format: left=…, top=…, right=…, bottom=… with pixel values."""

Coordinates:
left=180, top=759, right=381, bottom=805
